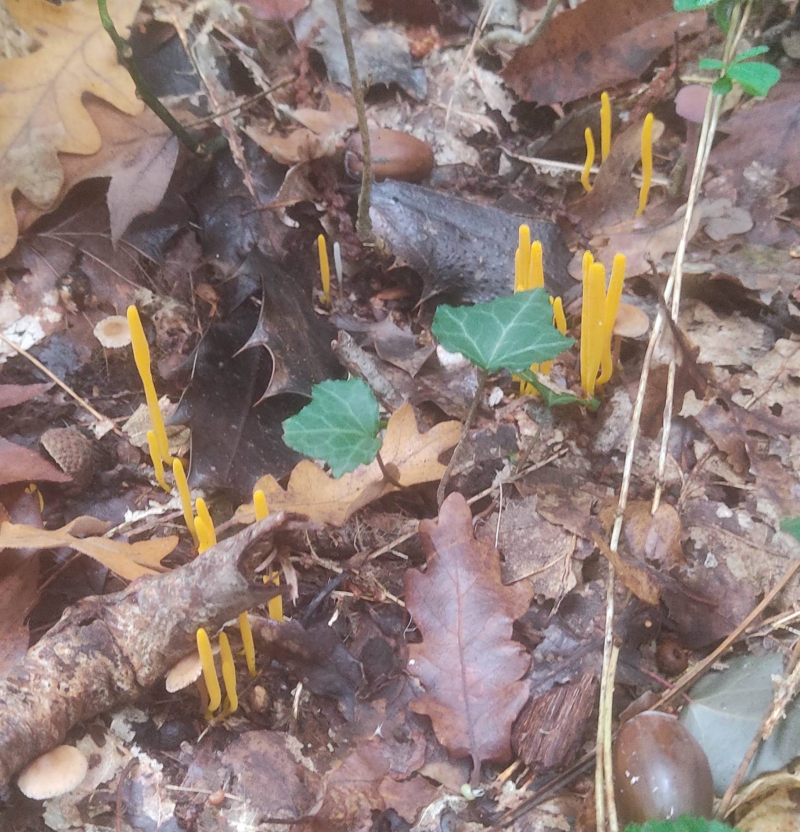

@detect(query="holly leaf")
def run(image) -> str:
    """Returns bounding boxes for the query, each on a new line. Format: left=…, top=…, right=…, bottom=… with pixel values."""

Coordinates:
left=727, top=61, right=781, bottom=97
left=405, top=493, right=533, bottom=782
left=283, top=379, right=382, bottom=478
left=624, top=817, right=737, bottom=832
left=0, top=0, right=144, bottom=258
left=431, top=289, right=574, bottom=374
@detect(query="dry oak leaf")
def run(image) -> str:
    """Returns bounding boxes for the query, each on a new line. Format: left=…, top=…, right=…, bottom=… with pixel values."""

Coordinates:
left=0, top=0, right=144, bottom=258
left=234, top=403, right=460, bottom=527
left=0, top=519, right=176, bottom=581
left=15, top=100, right=179, bottom=245
left=405, top=493, right=534, bottom=784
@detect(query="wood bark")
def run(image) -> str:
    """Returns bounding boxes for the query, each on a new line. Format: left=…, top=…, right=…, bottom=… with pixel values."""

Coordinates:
left=0, top=513, right=303, bottom=786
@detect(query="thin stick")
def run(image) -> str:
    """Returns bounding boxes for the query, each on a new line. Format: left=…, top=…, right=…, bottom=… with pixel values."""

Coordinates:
left=436, top=369, right=488, bottom=506
left=0, top=331, right=122, bottom=436
left=332, top=0, right=374, bottom=244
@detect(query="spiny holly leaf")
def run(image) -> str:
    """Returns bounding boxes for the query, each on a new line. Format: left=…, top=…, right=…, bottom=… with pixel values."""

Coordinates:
left=432, top=289, right=574, bottom=374
left=624, top=817, right=737, bottom=832
left=283, top=379, right=382, bottom=478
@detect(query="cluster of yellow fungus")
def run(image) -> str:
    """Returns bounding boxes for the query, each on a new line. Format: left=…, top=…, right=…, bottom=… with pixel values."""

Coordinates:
left=512, top=225, right=567, bottom=396
left=127, top=305, right=284, bottom=721
left=580, top=251, right=627, bottom=397
left=581, top=92, right=654, bottom=216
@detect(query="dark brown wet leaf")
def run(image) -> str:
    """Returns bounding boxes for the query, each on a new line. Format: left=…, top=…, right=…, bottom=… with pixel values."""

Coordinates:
left=405, top=493, right=533, bottom=782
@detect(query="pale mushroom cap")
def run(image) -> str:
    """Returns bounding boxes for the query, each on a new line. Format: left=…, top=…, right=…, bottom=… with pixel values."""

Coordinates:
left=166, top=651, right=204, bottom=692
left=93, top=316, right=132, bottom=349
left=17, top=745, right=88, bottom=800
left=613, top=303, right=650, bottom=338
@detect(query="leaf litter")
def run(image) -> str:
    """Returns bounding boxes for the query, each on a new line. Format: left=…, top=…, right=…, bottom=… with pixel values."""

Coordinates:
left=0, top=1, right=800, bottom=830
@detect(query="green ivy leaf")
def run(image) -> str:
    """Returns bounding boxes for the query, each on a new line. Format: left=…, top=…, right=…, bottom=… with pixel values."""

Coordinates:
left=781, top=516, right=800, bottom=541
left=727, top=61, right=781, bottom=97
left=674, top=0, right=721, bottom=9
left=712, top=75, right=733, bottom=95
left=623, top=816, right=738, bottom=832
left=432, top=289, right=574, bottom=374
left=282, top=378, right=382, bottom=478
left=732, top=45, right=770, bottom=62
left=516, top=369, right=599, bottom=410
left=698, top=58, right=725, bottom=70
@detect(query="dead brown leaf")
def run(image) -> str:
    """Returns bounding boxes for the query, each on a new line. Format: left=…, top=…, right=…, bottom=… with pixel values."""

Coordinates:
left=405, top=493, right=533, bottom=783
left=235, top=404, right=460, bottom=527
left=0, top=383, right=52, bottom=409
left=502, top=0, right=704, bottom=105
left=0, top=520, right=176, bottom=580
left=0, top=437, right=71, bottom=486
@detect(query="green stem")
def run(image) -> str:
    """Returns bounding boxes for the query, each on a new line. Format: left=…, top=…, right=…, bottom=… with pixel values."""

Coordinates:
left=436, top=369, right=488, bottom=507
left=97, top=0, right=221, bottom=156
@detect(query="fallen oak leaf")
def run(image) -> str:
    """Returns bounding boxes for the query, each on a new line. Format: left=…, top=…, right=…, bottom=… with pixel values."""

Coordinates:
left=0, top=0, right=144, bottom=258
left=0, top=437, right=71, bottom=486
left=405, top=493, right=533, bottom=785
left=235, top=403, right=460, bottom=527
left=0, top=521, right=176, bottom=581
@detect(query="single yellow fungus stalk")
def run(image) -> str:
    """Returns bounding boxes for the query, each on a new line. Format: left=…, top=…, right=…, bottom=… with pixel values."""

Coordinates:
left=318, top=234, right=331, bottom=305
left=197, top=628, right=221, bottom=718
left=598, top=254, right=627, bottom=384
left=146, top=430, right=169, bottom=493
left=195, top=498, right=216, bottom=546
left=254, top=489, right=268, bottom=521
left=127, top=306, right=172, bottom=465
left=218, top=632, right=238, bottom=717
left=582, top=250, right=594, bottom=281
left=637, top=113, right=654, bottom=216
left=553, top=297, right=567, bottom=335
left=600, top=92, right=612, bottom=163
left=517, top=225, right=531, bottom=292
left=528, top=240, right=544, bottom=290
left=196, top=515, right=212, bottom=553
left=582, top=263, right=606, bottom=397
left=239, top=613, right=256, bottom=677
left=581, top=128, right=595, bottom=193
left=172, top=458, right=199, bottom=546
left=266, top=572, right=284, bottom=622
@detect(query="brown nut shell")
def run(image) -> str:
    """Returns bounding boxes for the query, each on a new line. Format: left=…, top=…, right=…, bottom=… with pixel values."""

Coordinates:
left=614, top=710, right=713, bottom=825
left=345, top=128, right=434, bottom=182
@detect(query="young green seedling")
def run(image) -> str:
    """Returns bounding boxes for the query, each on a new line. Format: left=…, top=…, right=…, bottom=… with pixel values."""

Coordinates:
left=431, top=288, right=574, bottom=504
left=623, top=818, right=738, bottom=832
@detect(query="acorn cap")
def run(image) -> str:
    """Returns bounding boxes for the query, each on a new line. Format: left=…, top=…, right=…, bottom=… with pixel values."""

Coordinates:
left=166, top=652, right=203, bottom=692
left=93, top=315, right=132, bottom=349
left=40, top=427, right=94, bottom=488
left=17, top=745, right=88, bottom=800
left=613, top=303, right=650, bottom=338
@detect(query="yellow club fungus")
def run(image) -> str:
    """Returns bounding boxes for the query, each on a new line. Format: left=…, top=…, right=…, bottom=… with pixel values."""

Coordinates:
left=581, top=262, right=606, bottom=397
left=515, top=225, right=531, bottom=293
left=146, top=430, right=169, bottom=493
left=318, top=234, right=331, bottom=305
left=254, top=489, right=269, bottom=521
left=253, top=488, right=283, bottom=622
left=528, top=240, right=544, bottom=291
left=600, top=92, right=612, bottom=163
left=239, top=612, right=256, bottom=678
left=127, top=306, right=173, bottom=465
left=598, top=254, right=627, bottom=384
left=637, top=113, right=654, bottom=216
left=172, top=458, right=199, bottom=546
left=218, top=632, right=238, bottom=717
left=581, top=128, right=595, bottom=193
left=196, top=515, right=212, bottom=553
left=197, top=627, right=221, bottom=718
left=553, top=297, right=567, bottom=335
left=195, top=498, right=216, bottom=547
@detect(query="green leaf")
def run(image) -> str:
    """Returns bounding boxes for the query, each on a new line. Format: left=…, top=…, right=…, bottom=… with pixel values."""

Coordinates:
left=727, top=61, right=781, bottom=97
left=623, top=817, right=737, bottom=832
left=781, top=516, right=800, bottom=541
left=711, top=75, right=733, bottom=95
left=674, top=0, right=720, bottom=10
left=732, top=45, right=769, bottom=62
left=713, top=0, right=734, bottom=31
left=698, top=58, right=726, bottom=70
left=432, top=289, right=574, bottom=374
left=516, top=369, right=599, bottom=410
left=282, top=378, right=382, bottom=478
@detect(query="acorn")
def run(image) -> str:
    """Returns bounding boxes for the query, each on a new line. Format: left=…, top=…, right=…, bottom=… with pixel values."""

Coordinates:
left=40, top=427, right=95, bottom=489
left=613, top=710, right=714, bottom=825
left=344, top=128, right=434, bottom=182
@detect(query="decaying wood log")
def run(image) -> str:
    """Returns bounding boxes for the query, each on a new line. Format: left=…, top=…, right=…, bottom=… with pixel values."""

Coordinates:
left=0, top=513, right=305, bottom=786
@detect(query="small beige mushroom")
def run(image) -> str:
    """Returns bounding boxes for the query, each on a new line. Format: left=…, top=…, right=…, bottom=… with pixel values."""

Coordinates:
left=93, top=315, right=132, bottom=349
left=166, top=652, right=203, bottom=693
left=17, top=745, right=88, bottom=800
left=613, top=303, right=650, bottom=339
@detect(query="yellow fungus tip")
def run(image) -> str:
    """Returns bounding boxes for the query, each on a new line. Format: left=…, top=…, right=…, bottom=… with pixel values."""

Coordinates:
left=318, top=235, right=331, bottom=305
left=239, top=612, right=257, bottom=677
left=600, top=92, right=611, bottom=163
left=581, top=128, right=595, bottom=193
left=637, top=113, right=654, bottom=216
left=254, top=489, right=269, bottom=522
